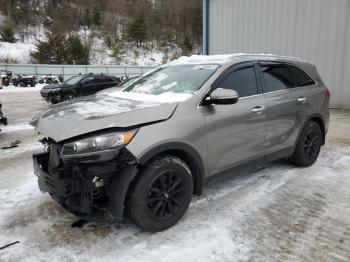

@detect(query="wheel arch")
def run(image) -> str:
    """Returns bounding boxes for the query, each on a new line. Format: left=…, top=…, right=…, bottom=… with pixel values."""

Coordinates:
left=137, top=142, right=205, bottom=196
left=298, top=113, right=326, bottom=146
left=63, top=90, right=78, bottom=97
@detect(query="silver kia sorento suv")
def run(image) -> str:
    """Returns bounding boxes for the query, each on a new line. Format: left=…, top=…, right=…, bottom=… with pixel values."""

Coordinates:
left=32, top=54, right=330, bottom=231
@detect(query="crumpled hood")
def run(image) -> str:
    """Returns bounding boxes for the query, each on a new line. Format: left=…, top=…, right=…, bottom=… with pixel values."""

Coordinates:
left=31, top=94, right=178, bottom=142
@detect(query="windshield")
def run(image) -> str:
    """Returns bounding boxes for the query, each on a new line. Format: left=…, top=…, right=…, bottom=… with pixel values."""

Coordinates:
left=124, top=65, right=218, bottom=95
left=64, top=75, right=85, bottom=85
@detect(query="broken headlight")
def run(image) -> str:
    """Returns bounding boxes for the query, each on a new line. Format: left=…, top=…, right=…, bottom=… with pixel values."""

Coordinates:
left=62, top=130, right=137, bottom=156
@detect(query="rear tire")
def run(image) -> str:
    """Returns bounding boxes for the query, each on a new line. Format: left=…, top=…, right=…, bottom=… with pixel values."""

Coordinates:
left=126, top=155, right=193, bottom=232
left=292, top=121, right=322, bottom=167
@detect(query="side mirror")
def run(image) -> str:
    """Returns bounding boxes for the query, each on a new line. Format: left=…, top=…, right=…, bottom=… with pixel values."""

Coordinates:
left=205, top=88, right=239, bottom=105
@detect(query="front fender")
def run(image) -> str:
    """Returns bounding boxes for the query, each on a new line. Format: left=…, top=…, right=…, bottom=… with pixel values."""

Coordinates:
left=108, top=164, right=139, bottom=219
left=136, top=141, right=205, bottom=195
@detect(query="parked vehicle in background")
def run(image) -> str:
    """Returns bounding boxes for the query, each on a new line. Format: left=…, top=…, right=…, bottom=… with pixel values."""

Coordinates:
left=32, top=54, right=330, bottom=231
left=0, top=101, right=8, bottom=132
left=0, top=70, right=12, bottom=87
left=40, top=74, right=121, bottom=104
left=38, top=74, right=61, bottom=85
left=12, top=75, right=36, bottom=87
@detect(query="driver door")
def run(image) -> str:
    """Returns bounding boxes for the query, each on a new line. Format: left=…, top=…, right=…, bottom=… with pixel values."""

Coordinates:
left=202, top=62, right=267, bottom=176
left=80, top=76, right=96, bottom=96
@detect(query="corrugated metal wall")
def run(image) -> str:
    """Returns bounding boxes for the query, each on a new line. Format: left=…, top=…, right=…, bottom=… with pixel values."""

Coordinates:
left=207, top=0, right=350, bottom=109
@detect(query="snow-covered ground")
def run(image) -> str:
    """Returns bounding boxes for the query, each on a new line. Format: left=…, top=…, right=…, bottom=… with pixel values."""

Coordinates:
left=0, top=123, right=34, bottom=133
left=0, top=91, right=350, bottom=261
left=0, top=140, right=349, bottom=261
left=0, top=84, right=45, bottom=93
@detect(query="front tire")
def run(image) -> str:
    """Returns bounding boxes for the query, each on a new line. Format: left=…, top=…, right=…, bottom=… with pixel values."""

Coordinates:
left=63, top=93, right=76, bottom=101
left=292, top=121, right=322, bottom=167
left=126, top=155, right=193, bottom=232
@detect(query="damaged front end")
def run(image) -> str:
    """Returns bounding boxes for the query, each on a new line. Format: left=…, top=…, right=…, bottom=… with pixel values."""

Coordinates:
left=33, top=133, right=139, bottom=218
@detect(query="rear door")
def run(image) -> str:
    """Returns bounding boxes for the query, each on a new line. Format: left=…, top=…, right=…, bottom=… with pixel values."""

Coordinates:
left=204, top=62, right=267, bottom=176
left=259, top=62, right=316, bottom=156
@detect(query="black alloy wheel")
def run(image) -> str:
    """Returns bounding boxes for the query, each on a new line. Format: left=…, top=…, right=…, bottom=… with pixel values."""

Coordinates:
left=292, top=120, right=322, bottom=167
left=303, top=129, right=320, bottom=160
left=125, top=155, right=193, bottom=231
left=147, top=171, right=185, bottom=220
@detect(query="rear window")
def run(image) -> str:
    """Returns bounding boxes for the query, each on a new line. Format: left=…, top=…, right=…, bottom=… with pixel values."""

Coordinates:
left=261, top=65, right=294, bottom=92
left=289, top=66, right=315, bottom=87
left=96, top=76, right=115, bottom=83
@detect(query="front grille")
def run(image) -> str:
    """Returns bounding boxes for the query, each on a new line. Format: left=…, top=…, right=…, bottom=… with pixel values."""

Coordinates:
left=48, top=143, right=62, bottom=175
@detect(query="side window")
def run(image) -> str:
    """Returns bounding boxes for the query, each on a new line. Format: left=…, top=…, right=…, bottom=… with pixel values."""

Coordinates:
left=95, top=76, right=106, bottom=83
left=96, top=76, right=114, bottom=83
left=81, top=76, right=94, bottom=85
left=261, top=65, right=294, bottom=92
left=216, top=67, right=258, bottom=98
left=104, top=77, right=115, bottom=83
left=289, top=66, right=315, bottom=87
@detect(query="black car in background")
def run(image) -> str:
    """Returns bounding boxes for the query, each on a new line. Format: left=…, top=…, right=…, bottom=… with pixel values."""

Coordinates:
left=0, top=101, right=8, bottom=132
left=40, top=74, right=121, bottom=104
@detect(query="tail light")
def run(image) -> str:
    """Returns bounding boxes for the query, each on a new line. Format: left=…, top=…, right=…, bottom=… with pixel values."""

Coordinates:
left=325, top=88, right=331, bottom=99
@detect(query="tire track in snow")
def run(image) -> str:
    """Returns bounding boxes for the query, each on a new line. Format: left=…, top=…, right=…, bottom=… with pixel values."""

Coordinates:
left=242, top=147, right=350, bottom=261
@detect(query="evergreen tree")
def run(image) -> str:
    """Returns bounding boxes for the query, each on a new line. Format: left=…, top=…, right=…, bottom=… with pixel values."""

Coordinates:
left=127, top=16, right=147, bottom=47
left=82, top=8, right=92, bottom=30
left=31, top=30, right=68, bottom=64
left=0, top=23, right=16, bottom=43
left=31, top=30, right=91, bottom=65
left=92, top=6, right=102, bottom=27
left=111, top=41, right=125, bottom=63
left=66, top=36, right=90, bottom=64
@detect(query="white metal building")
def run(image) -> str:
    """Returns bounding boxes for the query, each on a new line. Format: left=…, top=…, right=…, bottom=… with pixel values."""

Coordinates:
left=203, top=0, right=350, bottom=109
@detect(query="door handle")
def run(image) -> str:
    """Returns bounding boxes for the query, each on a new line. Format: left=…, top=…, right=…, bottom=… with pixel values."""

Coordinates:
left=251, top=106, right=265, bottom=114
left=297, top=97, right=308, bottom=103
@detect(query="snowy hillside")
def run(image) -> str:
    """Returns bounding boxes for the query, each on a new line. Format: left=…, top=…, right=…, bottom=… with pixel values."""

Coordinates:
left=0, top=25, right=183, bottom=66
left=0, top=42, right=36, bottom=63
left=0, top=37, right=179, bottom=66
left=80, top=30, right=181, bottom=66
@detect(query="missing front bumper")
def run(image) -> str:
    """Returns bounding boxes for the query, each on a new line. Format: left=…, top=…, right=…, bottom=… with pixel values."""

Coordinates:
left=33, top=149, right=138, bottom=217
